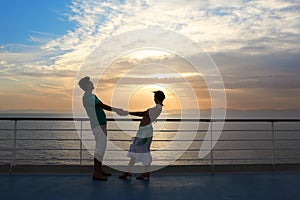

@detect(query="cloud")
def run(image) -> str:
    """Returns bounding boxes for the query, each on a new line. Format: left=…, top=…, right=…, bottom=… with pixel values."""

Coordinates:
left=28, top=31, right=59, bottom=44
left=2, top=0, right=300, bottom=77
left=39, top=0, right=300, bottom=55
left=212, top=52, right=300, bottom=89
left=1, top=0, right=300, bottom=111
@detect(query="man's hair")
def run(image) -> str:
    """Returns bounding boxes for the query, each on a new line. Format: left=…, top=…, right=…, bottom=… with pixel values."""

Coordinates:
left=78, top=76, right=90, bottom=91
left=153, top=90, right=165, bottom=103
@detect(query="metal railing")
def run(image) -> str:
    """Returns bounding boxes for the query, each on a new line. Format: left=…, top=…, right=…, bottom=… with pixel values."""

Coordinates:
left=0, top=117, right=300, bottom=172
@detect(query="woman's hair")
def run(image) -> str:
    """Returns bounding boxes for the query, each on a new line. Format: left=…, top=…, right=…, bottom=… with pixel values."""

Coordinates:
left=153, top=90, right=165, bottom=103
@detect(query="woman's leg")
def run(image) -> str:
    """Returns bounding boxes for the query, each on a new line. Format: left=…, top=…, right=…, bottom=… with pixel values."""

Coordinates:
left=119, top=157, right=135, bottom=179
left=127, top=157, right=136, bottom=172
left=136, top=164, right=150, bottom=180
left=144, top=164, right=150, bottom=173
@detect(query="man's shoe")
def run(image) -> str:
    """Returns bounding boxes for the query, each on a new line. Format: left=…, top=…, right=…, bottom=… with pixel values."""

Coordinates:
left=101, top=170, right=112, bottom=176
left=92, top=173, right=108, bottom=181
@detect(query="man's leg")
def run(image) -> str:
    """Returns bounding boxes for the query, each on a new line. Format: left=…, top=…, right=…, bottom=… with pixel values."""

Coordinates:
left=98, top=125, right=112, bottom=176
left=92, top=126, right=108, bottom=180
left=93, top=157, right=107, bottom=181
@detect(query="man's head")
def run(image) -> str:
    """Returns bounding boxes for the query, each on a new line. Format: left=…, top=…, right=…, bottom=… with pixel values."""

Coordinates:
left=78, top=76, right=94, bottom=92
left=153, top=90, right=165, bottom=105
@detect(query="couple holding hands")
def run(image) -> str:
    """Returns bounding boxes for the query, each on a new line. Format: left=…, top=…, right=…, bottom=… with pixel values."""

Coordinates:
left=78, top=76, right=165, bottom=181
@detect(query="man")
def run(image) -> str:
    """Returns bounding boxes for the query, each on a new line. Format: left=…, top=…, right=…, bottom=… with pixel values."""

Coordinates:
left=78, top=76, right=127, bottom=181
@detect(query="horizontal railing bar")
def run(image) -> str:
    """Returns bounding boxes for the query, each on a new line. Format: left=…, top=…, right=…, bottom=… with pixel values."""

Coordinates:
left=8, top=148, right=210, bottom=151
left=2, top=129, right=300, bottom=134
left=5, top=148, right=300, bottom=152
left=107, top=139, right=274, bottom=142
left=9, top=160, right=300, bottom=163
left=7, top=148, right=206, bottom=151
left=9, top=159, right=300, bottom=162
left=12, top=148, right=300, bottom=151
left=14, top=129, right=81, bottom=131
left=274, top=149, right=300, bottom=150
left=12, top=139, right=81, bottom=141
left=9, top=139, right=300, bottom=142
left=10, top=159, right=208, bottom=162
left=6, top=129, right=300, bottom=132
left=109, top=148, right=300, bottom=151
left=12, top=158, right=87, bottom=161
left=13, top=158, right=299, bottom=162
left=209, top=158, right=275, bottom=160
left=11, top=157, right=300, bottom=161
left=5, top=138, right=300, bottom=142
left=102, top=148, right=300, bottom=151
left=1, top=117, right=300, bottom=122
left=14, top=149, right=82, bottom=151
left=1, top=129, right=211, bottom=132
left=20, top=159, right=205, bottom=162
left=214, top=158, right=300, bottom=160
left=2, top=138, right=300, bottom=142
left=213, top=148, right=300, bottom=151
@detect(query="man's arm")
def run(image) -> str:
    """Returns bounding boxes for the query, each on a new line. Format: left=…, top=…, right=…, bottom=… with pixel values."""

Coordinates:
left=96, top=101, right=113, bottom=111
left=96, top=101, right=123, bottom=112
left=96, top=101, right=128, bottom=116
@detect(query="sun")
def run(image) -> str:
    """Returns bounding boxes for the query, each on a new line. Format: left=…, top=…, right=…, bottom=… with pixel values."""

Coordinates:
left=127, top=84, right=181, bottom=113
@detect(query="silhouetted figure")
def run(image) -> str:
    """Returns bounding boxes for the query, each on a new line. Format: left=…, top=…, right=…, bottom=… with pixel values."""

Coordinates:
left=78, top=76, right=127, bottom=181
left=119, top=90, right=165, bottom=180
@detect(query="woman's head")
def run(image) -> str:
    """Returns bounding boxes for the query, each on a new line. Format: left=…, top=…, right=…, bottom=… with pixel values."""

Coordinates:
left=153, top=90, right=165, bottom=105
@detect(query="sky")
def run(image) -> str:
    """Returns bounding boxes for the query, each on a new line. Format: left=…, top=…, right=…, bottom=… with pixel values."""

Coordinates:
left=0, top=0, right=300, bottom=115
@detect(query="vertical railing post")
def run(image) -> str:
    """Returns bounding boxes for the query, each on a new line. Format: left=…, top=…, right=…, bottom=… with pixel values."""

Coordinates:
left=271, top=121, right=275, bottom=170
left=10, top=120, right=17, bottom=173
left=210, top=120, right=214, bottom=173
left=80, top=120, right=83, bottom=165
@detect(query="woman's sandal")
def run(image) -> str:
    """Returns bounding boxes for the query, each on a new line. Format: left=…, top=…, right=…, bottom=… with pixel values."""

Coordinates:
left=136, top=172, right=150, bottom=180
left=119, top=172, right=132, bottom=179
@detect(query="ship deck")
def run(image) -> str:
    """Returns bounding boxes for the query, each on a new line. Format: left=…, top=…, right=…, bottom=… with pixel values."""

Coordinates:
left=1, top=171, right=300, bottom=200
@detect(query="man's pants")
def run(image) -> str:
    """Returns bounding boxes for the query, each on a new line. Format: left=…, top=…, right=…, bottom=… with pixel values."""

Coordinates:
left=92, top=125, right=107, bottom=162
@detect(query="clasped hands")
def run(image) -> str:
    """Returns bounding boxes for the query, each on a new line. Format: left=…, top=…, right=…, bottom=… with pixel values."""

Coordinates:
left=114, top=108, right=129, bottom=116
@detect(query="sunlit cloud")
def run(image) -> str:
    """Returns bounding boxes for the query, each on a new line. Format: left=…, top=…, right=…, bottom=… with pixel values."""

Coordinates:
left=2, top=0, right=299, bottom=75
left=0, top=0, right=299, bottom=112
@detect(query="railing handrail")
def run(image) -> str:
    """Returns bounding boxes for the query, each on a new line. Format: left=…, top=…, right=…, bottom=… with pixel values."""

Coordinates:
left=0, top=117, right=300, bottom=122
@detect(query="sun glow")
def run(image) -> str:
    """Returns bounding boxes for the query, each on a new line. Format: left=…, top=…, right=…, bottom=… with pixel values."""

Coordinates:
left=126, top=49, right=172, bottom=60
left=127, top=84, right=181, bottom=113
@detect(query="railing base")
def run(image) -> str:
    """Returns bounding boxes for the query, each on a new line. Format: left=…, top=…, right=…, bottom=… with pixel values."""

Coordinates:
left=1, top=164, right=300, bottom=174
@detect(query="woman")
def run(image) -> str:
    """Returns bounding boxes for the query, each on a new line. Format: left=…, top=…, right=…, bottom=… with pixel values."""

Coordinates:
left=119, top=90, right=165, bottom=180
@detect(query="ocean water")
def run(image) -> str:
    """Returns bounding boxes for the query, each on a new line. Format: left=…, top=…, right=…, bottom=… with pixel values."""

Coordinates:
left=0, top=115, right=300, bottom=166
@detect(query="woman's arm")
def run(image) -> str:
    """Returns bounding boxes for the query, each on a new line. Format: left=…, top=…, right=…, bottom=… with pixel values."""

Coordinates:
left=129, top=110, right=148, bottom=117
